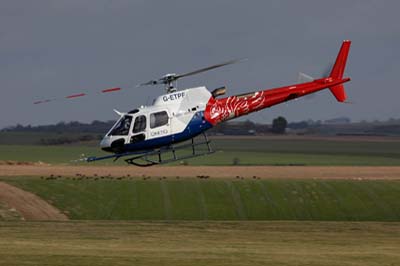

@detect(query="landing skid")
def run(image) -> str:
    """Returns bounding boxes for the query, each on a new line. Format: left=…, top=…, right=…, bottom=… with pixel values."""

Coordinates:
left=125, top=133, right=214, bottom=167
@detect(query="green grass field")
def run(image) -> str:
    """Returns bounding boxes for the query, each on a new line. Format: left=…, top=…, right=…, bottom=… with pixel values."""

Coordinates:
left=0, top=221, right=399, bottom=266
left=4, top=178, right=400, bottom=221
left=2, top=136, right=400, bottom=165
left=2, top=135, right=400, bottom=265
left=0, top=131, right=100, bottom=145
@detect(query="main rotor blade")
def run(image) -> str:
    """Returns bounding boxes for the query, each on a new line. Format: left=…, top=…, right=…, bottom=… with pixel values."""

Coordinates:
left=137, top=58, right=246, bottom=88
left=175, top=58, right=246, bottom=79
left=137, top=80, right=159, bottom=87
left=33, top=87, right=121, bottom=104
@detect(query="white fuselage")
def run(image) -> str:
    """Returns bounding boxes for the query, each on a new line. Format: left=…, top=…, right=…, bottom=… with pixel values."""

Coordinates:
left=100, top=86, right=212, bottom=152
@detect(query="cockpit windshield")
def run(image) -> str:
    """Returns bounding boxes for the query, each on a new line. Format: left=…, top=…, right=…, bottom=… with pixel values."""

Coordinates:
left=108, top=115, right=132, bottom=136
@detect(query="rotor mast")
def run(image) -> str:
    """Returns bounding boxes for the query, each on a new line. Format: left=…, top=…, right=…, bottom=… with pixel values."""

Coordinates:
left=160, top=74, right=178, bottom=93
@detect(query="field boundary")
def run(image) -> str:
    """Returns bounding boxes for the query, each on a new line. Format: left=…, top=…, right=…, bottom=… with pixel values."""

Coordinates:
left=2, top=165, right=400, bottom=179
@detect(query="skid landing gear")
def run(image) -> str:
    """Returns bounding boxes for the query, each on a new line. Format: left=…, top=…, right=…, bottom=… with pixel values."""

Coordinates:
left=125, top=133, right=214, bottom=167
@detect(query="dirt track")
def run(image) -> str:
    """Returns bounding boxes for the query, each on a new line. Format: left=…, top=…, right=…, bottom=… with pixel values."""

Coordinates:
left=0, top=182, right=68, bottom=221
left=1, top=165, right=400, bottom=179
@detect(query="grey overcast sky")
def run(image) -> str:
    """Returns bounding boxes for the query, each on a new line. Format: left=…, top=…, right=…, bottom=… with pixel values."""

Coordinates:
left=0, top=0, right=399, bottom=128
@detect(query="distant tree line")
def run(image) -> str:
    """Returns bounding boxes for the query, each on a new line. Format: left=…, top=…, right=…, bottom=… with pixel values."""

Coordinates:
left=39, top=134, right=99, bottom=145
left=209, top=117, right=288, bottom=135
left=3, top=116, right=400, bottom=140
left=3, top=118, right=290, bottom=137
left=2, top=120, right=115, bottom=134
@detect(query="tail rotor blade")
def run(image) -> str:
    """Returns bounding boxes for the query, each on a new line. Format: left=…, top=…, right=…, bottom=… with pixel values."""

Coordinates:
left=322, top=63, right=333, bottom=77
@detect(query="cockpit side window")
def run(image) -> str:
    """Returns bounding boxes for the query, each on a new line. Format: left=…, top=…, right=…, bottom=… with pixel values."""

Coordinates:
left=109, top=116, right=132, bottom=136
left=132, top=115, right=147, bottom=133
left=150, top=111, right=169, bottom=129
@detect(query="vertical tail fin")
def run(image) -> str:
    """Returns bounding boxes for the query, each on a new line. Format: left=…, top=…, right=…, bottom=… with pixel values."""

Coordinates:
left=329, top=40, right=351, bottom=102
left=330, top=84, right=346, bottom=102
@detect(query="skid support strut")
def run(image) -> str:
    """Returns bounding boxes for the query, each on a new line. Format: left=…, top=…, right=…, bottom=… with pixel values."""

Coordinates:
left=125, top=133, right=214, bottom=167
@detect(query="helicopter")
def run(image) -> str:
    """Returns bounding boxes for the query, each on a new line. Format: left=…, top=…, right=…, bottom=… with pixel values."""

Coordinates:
left=35, top=40, right=351, bottom=166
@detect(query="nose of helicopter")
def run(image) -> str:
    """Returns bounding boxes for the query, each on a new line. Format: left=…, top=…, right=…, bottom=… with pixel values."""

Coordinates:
left=100, top=136, right=112, bottom=150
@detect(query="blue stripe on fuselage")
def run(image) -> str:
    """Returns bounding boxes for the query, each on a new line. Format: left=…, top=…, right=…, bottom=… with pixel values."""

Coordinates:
left=123, top=111, right=212, bottom=152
